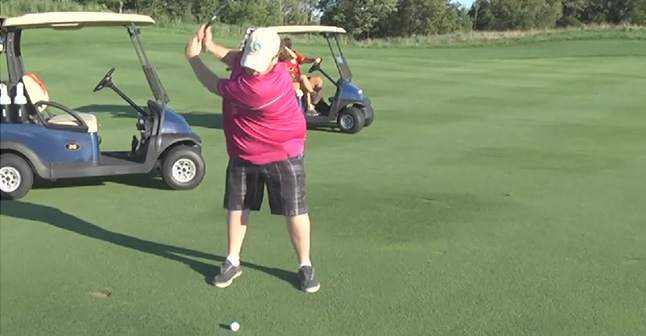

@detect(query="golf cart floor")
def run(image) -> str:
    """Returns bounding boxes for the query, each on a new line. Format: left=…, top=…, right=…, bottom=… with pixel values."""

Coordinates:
left=49, top=151, right=151, bottom=179
left=101, top=151, right=144, bottom=165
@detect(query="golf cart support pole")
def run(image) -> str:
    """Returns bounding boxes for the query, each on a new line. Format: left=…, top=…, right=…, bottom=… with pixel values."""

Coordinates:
left=333, top=34, right=352, bottom=80
left=334, top=35, right=346, bottom=60
left=127, top=24, right=170, bottom=104
left=127, top=25, right=146, bottom=67
left=325, top=33, right=348, bottom=82
left=125, top=24, right=168, bottom=151
left=4, top=30, right=24, bottom=84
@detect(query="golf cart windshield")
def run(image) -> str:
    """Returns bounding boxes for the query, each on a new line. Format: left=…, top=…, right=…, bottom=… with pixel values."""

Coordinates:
left=326, top=34, right=352, bottom=81
left=127, top=24, right=170, bottom=104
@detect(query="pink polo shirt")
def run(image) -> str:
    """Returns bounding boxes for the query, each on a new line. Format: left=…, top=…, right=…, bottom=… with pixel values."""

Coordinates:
left=217, top=54, right=306, bottom=165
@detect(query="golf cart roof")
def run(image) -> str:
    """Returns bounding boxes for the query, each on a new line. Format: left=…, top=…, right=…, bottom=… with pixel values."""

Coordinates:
left=264, top=25, right=346, bottom=34
left=1, top=12, right=155, bottom=30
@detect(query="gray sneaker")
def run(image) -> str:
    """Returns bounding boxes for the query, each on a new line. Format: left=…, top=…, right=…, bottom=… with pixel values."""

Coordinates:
left=212, top=260, right=242, bottom=288
left=298, top=266, right=320, bottom=293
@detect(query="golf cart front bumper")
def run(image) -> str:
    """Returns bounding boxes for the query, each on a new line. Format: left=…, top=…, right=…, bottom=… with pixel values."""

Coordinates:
left=361, top=101, right=374, bottom=125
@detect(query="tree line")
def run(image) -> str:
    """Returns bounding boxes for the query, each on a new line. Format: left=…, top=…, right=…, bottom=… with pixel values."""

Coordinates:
left=9, top=0, right=646, bottom=39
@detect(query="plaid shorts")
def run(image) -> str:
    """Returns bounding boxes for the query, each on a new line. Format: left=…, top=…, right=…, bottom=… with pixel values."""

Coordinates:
left=223, top=153, right=308, bottom=217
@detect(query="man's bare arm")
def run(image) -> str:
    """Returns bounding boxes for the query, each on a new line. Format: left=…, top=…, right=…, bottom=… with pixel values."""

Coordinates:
left=188, top=56, right=223, bottom=96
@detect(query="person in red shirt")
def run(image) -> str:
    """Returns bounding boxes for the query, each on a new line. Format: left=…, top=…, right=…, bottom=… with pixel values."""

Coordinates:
left=185, top=25, right=321, bottom=293
left=282, top=38, right=324, bottom=116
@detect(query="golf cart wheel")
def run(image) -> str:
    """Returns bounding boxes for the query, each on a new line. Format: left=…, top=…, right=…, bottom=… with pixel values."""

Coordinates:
left=0, top=153, right=34, bottom=200
left=337, top=106, right=365, bottom=134
left=161, top=145, right=206, bottom=190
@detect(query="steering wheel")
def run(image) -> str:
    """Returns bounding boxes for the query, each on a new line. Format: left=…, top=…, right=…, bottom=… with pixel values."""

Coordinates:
left=308, top=59, right=322, bottom=74
left=93, top=67, right=116, bottom=92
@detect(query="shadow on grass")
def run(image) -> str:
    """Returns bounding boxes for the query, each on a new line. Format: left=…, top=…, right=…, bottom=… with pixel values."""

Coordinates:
left=307, top=125, right=342, bottom=133
left=33, top=172, right=171, bottom=191
left=0, top=201, right=299, bottom=289
left=75, top=104, right=346, bottom=133
left=74, top=104, right=223, bottom=129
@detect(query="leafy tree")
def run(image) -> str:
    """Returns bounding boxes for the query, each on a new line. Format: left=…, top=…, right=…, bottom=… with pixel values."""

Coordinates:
left=7, top=0, right=646, bottom=37
left=558, top=0, right=587, bottom=26
left=469, top=0, right=563, bottom=30
left=319, top=0, right=398, bottom=39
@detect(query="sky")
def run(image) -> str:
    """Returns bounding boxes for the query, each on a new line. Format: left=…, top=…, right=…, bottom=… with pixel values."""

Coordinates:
left=455, top=0, right=475, bottom=7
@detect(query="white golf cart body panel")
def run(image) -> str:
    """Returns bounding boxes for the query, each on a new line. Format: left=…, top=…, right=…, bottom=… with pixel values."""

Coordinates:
left=2, top=12, right=155, bottom=30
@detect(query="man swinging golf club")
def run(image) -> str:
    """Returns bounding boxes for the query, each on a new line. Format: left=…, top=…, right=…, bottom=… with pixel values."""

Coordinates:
left=185, top=25, right=320, bottom=293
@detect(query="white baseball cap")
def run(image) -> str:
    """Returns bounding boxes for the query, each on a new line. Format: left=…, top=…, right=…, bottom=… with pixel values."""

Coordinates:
left=240, top=28, right=281, bottom=73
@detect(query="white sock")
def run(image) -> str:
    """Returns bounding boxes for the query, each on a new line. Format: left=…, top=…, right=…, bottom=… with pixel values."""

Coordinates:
left=299, top=261, right=312, bottom=269
left=227, top=255, right=240, bottom=267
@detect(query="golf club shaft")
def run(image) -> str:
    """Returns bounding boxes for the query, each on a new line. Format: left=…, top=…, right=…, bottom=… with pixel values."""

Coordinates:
left=206, top=1, right=229, bottom=27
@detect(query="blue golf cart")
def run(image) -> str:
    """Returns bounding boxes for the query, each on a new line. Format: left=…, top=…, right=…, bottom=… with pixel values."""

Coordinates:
left=0, top=12, right=206, bottom=200
left=242, top=25, right=375, bottom=134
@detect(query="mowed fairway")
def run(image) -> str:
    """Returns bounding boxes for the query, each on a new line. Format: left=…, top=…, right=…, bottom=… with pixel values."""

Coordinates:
left=1, top=28, right=645, bottom=335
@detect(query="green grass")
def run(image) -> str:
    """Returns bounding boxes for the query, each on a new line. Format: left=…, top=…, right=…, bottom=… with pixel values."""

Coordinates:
left=2, top=28, right=646, bottom=335
left=349, top=24, right=646, bottom=48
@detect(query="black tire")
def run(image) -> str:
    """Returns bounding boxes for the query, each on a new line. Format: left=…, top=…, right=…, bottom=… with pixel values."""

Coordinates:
left=337, top=107, right=365, bottom=134
left=0, top=153, right=34, bottom=200
left=363, top=106, right=375, bottom=127
left=160, top=145, right=206, bottom=190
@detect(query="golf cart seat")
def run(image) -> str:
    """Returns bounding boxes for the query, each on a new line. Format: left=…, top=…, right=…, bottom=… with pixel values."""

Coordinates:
left=22, top=74, right=99, bottom=133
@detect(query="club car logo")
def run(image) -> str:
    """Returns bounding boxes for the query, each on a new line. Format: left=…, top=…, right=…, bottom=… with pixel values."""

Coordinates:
left=65, top=142, right=80, bottom=150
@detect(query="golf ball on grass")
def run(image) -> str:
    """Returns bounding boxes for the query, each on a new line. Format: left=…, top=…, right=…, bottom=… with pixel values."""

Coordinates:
left=230, top=321, right=240, bottom=332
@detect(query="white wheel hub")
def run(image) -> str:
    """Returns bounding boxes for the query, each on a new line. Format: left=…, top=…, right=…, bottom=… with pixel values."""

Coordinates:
left=340, top=114, right=355, bottom=129
left=171, top=158, right=196, bottom=183
left=0, top=166, right=22, bottom=193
